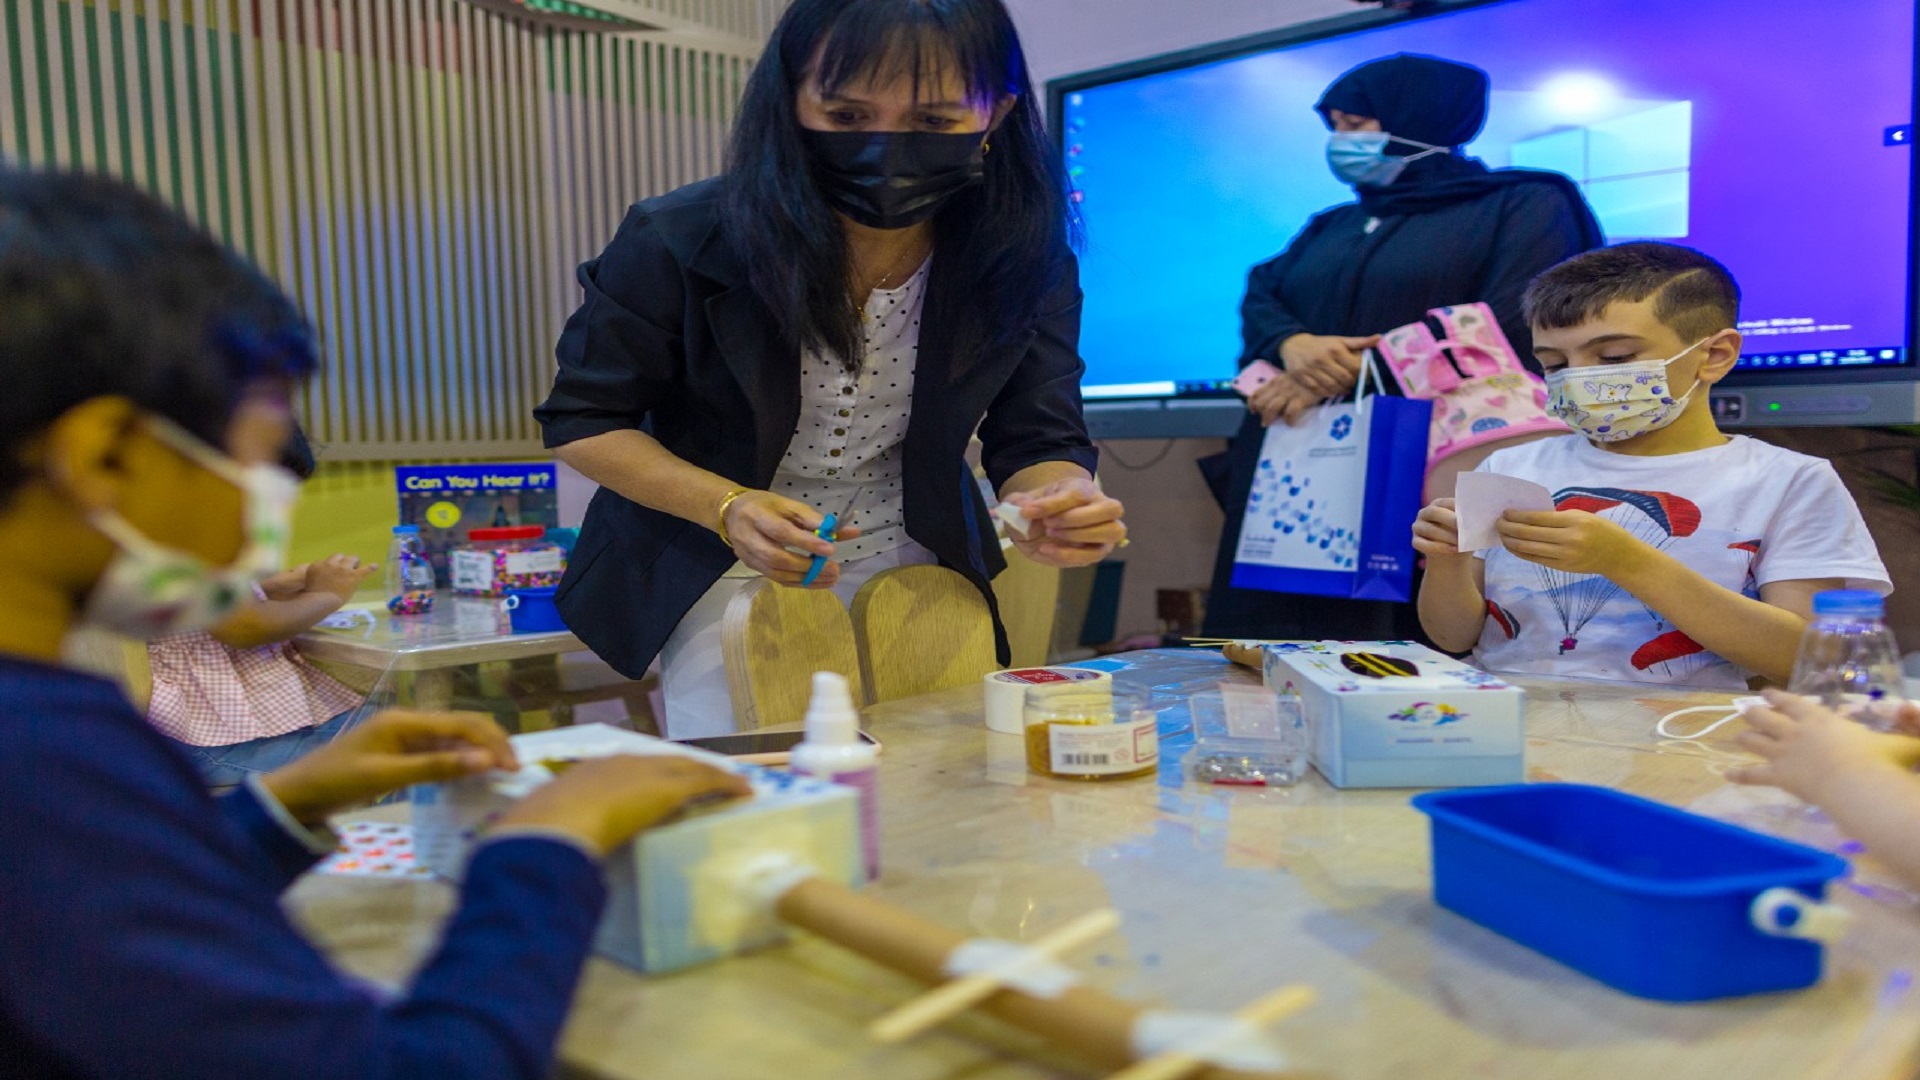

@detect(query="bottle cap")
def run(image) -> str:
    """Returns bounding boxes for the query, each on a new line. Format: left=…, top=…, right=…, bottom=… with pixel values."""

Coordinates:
left=1812, top=589, right=1885, bottom=619
left=802, top=671, right=859, bottom=746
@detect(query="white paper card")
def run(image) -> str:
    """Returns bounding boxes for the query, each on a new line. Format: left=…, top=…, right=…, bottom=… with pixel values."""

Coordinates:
left=1454, top=472, right=1555, bottom=552
left=996, top=501, right=1032, bottom=539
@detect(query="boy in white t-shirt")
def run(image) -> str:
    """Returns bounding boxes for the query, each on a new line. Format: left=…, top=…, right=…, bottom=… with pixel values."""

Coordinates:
left=1413, top=242, right=1888, bottom=689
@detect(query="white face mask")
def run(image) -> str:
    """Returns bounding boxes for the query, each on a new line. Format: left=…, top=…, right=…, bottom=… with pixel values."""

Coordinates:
left=1325, top=130, right=1448, bottom=187
left=1544, top=336, right=1712, bottom=444
left=81, top=417, right=300, bottom=640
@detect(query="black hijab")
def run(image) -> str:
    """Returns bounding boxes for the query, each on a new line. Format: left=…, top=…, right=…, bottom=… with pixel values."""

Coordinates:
left=1316, top=53, right=1489, bottom=147
left=1314, top=53, right=1604, bottom=241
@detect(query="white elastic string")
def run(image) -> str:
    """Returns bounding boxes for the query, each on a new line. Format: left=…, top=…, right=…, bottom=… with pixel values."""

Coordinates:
left=1657, top=695, right=1769, bottom=740
left=1657, top=705, right=1742, bottom=740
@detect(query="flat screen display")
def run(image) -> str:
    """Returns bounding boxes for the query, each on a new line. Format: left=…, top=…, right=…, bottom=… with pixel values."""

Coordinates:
left=1056, top=0, right=1917, bottom=396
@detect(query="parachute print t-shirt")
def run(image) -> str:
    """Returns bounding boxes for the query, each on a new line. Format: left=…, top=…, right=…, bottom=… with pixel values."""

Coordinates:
left=1472, top=434, right=1889, bottom=689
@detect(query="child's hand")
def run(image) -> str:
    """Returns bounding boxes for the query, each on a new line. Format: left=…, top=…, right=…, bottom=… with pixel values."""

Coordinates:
left=493, top=756, right=752, bottom=855
left=1494, top=509, right=1646, bottom=576
left=1728, top=690, right=1920, bottom=803
left=260, top=565, right=311, bottom=601
left=260, top=710, right=518, bottom=825
left=306, top=554, right=378, bottom=602
left=1412, top=498, right=1465, bottom=558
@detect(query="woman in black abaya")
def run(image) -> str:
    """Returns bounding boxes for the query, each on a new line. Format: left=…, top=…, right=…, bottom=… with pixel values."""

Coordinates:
left=1202, top=52, right=1603, bottom=642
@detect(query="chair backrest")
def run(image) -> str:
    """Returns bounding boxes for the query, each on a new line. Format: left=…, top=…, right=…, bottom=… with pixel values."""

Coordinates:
left=721, top=579, right=865, bottom=729
left=852, top=565, right=1000, bottom=704
left=991, top=544, right=1061, bottom=668
left=60, top=627, right=153, bottom=711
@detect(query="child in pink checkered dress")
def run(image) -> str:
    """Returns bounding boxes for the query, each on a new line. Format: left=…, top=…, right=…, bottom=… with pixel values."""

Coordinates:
left=146, top=429, right=378, bottom=786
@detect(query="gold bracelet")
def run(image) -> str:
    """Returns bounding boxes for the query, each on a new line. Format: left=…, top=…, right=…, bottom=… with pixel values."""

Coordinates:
left=715, top=487, right=753, bottom=548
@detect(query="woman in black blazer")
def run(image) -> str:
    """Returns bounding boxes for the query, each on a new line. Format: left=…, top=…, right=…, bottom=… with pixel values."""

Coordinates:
left=535, top=0, right=1127, bottom=734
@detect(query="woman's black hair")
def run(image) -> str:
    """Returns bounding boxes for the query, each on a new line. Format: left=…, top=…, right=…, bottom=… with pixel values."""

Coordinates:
left=0, top=167, right=318, bottom=504
left=721, top=0, right=1079, bottom=371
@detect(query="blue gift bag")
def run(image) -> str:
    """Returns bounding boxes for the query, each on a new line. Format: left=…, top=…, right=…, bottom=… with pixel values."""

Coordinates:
left=1230, top=366, right=1432, bottom=602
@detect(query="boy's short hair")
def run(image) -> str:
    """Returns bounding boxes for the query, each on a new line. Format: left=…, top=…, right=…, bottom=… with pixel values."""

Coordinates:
left=0, top=168, right=318, bottom=504
left=1524, top=241, right=1741, bottom=342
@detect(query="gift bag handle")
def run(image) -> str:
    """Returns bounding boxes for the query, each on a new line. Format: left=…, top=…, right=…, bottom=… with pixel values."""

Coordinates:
left=1356, top=344, right=1383, bottom=417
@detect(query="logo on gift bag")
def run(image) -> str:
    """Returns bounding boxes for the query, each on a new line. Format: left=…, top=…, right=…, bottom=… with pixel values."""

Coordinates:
left=1330, top=415, right=1353, bottom=441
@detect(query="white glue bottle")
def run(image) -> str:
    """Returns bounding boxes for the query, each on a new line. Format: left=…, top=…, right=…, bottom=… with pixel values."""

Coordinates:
left=790, top=672, right=879, bottom=881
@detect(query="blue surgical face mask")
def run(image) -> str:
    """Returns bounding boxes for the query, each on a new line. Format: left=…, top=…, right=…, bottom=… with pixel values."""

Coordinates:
left=1326, top=131, right=1449, bottom=188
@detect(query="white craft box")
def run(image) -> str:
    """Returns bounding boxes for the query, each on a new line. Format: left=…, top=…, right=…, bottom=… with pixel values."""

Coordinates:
left=411, top=724, right=861, bottom=973
left=1261, top=642, right=1526, bottom=788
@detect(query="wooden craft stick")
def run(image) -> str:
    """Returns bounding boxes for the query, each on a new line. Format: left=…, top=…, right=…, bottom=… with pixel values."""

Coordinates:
left=1104, top=986, right=1317, bottom=1080
left=773, top=879, right=1281, bottom=1077
left=869, top=908, right=1122, bottom=1044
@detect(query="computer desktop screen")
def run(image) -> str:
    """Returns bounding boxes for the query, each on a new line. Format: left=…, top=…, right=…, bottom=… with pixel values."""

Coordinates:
left=1056, top=0, right=1917, bottom=401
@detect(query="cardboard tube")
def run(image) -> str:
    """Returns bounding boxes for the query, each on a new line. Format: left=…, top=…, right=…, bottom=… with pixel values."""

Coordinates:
left=774, top=879, right=1284, bottom=1079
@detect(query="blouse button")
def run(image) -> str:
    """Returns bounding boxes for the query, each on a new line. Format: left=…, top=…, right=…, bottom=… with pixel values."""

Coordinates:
left=838, top=409, right=851, bottom=417
left=829, top=449, right=842, bottom=457
left=834, top=428, right=847, bottom=436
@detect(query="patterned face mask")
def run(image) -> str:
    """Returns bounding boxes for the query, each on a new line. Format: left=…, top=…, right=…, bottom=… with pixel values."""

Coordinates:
left=1544, top=337, right=1711, bottom=444
left=81, top=417, right=299, bottom=639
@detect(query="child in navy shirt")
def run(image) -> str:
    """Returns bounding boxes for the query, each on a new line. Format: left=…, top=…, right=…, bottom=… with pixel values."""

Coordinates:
left=0, top=168, right=746, bottom=1079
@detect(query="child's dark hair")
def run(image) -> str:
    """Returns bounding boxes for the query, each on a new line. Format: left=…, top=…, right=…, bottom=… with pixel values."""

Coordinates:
left=0, top=168, right=318, bottom=504
left=1524, top=242, right=1740, bottom=342
left=281, top=424, right=317, bottom=480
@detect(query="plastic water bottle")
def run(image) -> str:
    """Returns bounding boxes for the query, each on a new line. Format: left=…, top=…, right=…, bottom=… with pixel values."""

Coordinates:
left=385, top=525, right=436, bottom=616
left=789, top=672, right=879, bottom=881
left=1788, top=589, right=1903, bottom=730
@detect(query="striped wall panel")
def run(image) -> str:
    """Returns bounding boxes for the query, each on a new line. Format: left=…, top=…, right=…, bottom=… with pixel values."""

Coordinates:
left=0, top=0, right=759, bottom=459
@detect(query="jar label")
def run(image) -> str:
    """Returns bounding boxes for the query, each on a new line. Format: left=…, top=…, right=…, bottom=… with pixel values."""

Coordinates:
left=1049, top=715, right=1158, bottom=776
left=999, top=667, right=1104, bottom=686
left=449, top=549, right=495, bottom=591
left=504, top=548, right=564, bottom=576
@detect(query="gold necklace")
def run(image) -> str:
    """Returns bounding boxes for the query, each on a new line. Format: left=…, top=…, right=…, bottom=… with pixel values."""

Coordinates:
left=848, top=240, right=927, bottom=318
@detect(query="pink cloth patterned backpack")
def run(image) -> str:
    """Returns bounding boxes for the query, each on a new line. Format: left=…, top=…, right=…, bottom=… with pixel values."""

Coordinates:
left=1376, top=302, right=1569, bottom=473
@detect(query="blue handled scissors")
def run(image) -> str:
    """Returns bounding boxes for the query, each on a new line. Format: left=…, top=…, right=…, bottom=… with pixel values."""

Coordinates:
left=800, top=512, right=838, bottom=587
left=799, top=490, right=863, bottom=587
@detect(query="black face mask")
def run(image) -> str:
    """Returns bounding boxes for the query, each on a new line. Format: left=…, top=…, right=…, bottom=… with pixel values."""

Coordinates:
left=802, top=129, right=986, bottom=230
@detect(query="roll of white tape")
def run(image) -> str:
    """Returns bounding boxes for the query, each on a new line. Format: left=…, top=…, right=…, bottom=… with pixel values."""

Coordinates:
left=982, top=667, right=1113, bottom=735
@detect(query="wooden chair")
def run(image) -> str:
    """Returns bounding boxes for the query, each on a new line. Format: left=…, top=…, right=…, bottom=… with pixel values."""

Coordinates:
left=721, top=579, right=865, bottom=729
left=991, top=543, right=1063, bottom=669
left=60, top=627, right=154, bottom=711
left=852, top=565, right=1000, bottom=704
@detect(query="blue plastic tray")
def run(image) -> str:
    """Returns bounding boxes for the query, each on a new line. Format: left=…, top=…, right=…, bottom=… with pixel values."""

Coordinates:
left=1413, top=784, right=1849, bottom=1001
